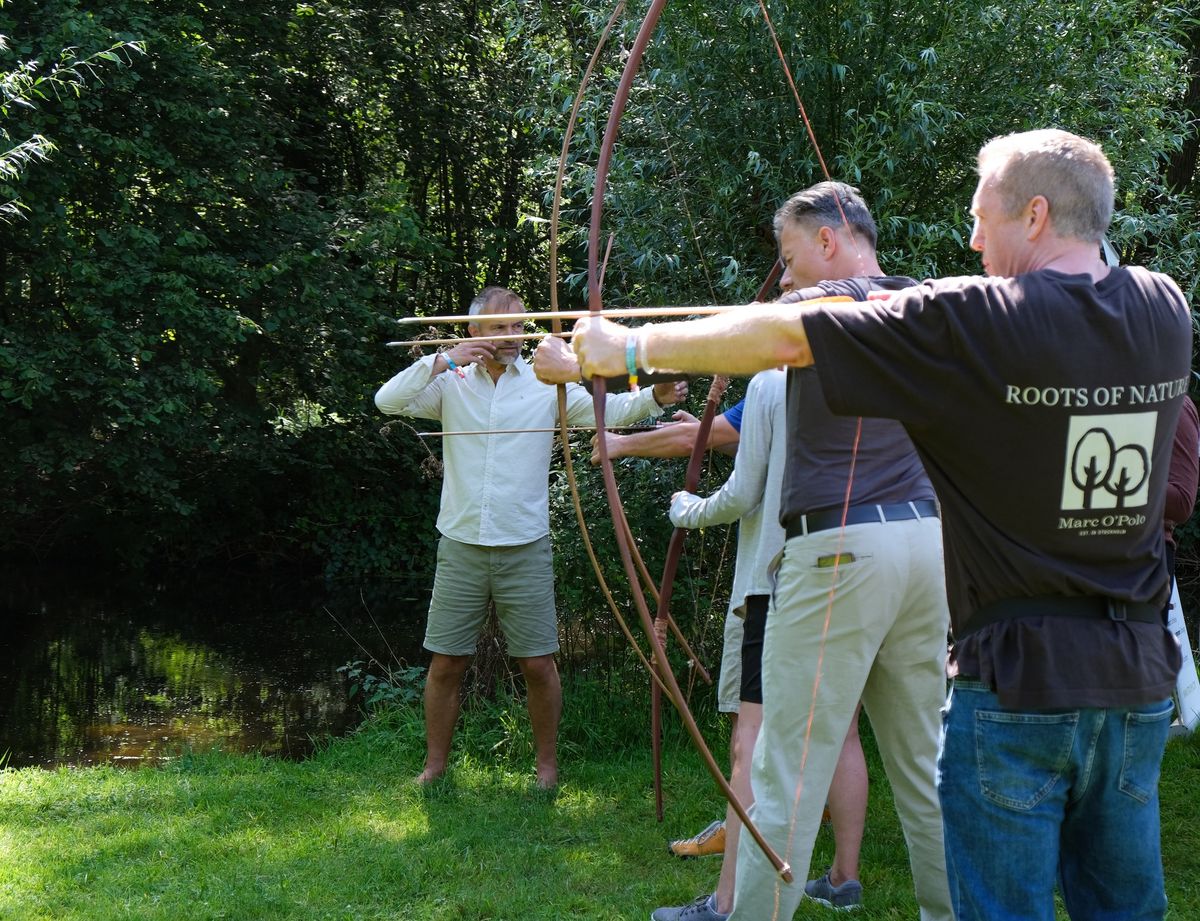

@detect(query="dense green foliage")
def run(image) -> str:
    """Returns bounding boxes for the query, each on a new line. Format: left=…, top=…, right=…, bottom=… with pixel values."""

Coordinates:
left=1, top=1, right=443, bottom=576
left=1, top=0, right=1197, bottom=594
left=0, top=26, right=142, bottom=219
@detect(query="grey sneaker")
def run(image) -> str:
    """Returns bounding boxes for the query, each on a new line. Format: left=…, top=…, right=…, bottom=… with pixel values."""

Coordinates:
left=805, top=871, right=863, bottom=910
left=650, top=893, right=730, bottom=921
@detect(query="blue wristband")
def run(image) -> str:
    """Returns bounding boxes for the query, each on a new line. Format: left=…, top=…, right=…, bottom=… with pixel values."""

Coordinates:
left=625, top=334, right=639, bottom=391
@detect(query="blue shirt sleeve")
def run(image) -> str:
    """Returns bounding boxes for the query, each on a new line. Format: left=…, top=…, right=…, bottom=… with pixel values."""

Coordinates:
left=722, top=398, right=746, bottom=433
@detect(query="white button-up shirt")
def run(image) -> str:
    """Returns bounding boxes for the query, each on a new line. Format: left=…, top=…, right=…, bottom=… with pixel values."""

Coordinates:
left=376, top=354, right=662, bottom=546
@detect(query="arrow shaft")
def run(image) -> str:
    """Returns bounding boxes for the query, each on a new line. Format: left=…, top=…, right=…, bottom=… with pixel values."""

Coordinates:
left=418, top=423, right=661, bottom=437
left=395, top=303, right=745, bottom=326
left=387, top=331, right=569, bottom=348
left=395, top=295, right=850, bottom=327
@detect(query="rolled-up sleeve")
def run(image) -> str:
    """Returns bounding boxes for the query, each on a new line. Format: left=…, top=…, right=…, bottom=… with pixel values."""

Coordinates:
left=563, top=382, right=662, bottom=427
left=375, top=354, right=444, bottom=421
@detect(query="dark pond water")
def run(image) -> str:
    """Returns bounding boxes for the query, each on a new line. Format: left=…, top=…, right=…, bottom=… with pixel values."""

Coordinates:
left=0, top=568, right=429, bottom=769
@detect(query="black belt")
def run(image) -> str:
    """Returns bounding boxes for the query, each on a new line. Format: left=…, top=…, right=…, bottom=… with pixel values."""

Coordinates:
left=963, top=594, right=1162, bottom=637
left=784, top=499, right=939, bottom=539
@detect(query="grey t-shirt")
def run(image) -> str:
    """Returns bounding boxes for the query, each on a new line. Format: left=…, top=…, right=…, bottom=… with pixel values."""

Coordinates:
left=779, top=277, right=934, bottom=523
left=803, top=266, right=1190, bottom=708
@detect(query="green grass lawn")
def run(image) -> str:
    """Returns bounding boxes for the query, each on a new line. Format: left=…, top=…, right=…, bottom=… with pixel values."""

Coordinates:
left=0, top=692, right=1197, bottom=921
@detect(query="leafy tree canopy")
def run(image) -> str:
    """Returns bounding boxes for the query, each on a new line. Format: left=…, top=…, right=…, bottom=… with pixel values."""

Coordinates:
left=0, top=0, right=1194, bottom=589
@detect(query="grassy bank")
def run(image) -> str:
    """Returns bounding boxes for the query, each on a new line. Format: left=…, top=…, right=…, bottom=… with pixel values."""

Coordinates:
left=1, top=685, right=1198, bottom=920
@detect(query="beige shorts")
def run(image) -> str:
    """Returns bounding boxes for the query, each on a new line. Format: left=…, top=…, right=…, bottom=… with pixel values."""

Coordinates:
left=717, top=609, right=744, bottom=713
left=424, top=535, right=559, bottom=658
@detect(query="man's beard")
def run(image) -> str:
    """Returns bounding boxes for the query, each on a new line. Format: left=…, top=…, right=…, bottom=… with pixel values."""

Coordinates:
left=494, top=346, right=521, bottom=365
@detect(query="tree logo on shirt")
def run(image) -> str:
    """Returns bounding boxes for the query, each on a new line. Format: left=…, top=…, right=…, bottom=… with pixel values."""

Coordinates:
left=1060, top=412, right=1156, bottom=511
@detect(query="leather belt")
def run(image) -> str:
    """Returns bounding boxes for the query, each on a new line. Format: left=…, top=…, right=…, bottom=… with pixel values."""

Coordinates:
left=963, top=594, right=1162, bottom=636
left=784, top=499, right=939, bottom=539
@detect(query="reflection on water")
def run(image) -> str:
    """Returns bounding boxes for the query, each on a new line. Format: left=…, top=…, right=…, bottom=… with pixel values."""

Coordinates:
left=0, top=569, right=429, bottom=768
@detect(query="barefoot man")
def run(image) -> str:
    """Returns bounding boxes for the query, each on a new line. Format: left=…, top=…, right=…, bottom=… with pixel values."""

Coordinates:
left=376, top=286, right=684, bottom=788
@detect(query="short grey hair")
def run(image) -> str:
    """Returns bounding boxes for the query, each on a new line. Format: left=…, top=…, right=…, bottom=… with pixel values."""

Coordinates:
left=468, top=286, right=523, bottom=316
left=772, top=181, right=877, bottom=248
left=977, top=129, right=1114, bottom=242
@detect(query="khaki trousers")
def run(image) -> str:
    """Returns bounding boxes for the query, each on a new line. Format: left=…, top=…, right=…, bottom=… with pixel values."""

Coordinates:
left=729, top=516, right=953, bottom=921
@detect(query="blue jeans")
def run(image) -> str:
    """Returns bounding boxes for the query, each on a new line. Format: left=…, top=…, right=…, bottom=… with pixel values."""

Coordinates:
left=937, top=680, right=1172, bottom=921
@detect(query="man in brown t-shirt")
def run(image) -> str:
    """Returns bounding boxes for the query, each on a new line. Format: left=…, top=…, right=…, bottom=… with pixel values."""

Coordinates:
left=571, top=130, right=1189, bottom=921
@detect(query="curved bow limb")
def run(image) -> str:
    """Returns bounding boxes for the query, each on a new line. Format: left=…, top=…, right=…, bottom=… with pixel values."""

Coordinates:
left=651, top=371, right=727, bottom=820
left=545, top=0, right=682, bottom=704
left=616, top=511, right=712, bottom=685
left=545, top=0, right=710, bottom=702
left=586, top=0, right=791, bottom=881
left=649, top=263, right=783, bottom=819
left=596, top=410, right=790, bottom=880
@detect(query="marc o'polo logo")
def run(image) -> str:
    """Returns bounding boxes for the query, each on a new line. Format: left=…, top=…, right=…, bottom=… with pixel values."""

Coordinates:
left=1059, top=412, right=1157, bottom=512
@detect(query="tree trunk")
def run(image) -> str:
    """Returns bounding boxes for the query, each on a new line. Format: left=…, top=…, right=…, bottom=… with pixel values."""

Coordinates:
left=1165, top=19, right=1200, bottom=193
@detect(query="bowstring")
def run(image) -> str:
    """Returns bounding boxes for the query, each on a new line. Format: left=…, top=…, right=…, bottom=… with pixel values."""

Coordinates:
left=757, top=0, right=866, bottom=268
left=754, top=1, right=868, bottom=914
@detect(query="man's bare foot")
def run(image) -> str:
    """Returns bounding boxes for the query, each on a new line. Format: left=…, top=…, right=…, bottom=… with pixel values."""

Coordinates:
left=414, top=766, right=446, bottom=785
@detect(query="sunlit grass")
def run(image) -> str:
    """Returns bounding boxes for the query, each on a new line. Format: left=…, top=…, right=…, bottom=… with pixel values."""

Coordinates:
left=0, top=693, right=1196, bottom=920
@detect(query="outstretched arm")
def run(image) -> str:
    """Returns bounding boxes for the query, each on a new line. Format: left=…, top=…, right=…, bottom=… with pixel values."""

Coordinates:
left=670, top=374, right=779, bottom=529
left=591, top=412, right=740, bottom=465
left=534, top=333, right=688, bottom=407
left=572, top=304, right=815, bottom=378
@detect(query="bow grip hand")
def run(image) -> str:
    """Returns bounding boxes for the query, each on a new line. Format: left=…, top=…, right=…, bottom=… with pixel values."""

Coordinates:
left=653, top=379, right=688, bottom=406
left=572, top=316, right=630, bottom=378
left=532, top=336, right=580, bottom=384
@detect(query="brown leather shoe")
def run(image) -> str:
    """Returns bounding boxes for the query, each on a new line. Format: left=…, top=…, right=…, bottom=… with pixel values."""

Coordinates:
left=667, top=820, right=725, bottom=858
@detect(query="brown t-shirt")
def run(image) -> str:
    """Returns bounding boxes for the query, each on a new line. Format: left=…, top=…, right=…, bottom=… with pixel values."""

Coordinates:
left=803, top=266, right=1189, bottom=708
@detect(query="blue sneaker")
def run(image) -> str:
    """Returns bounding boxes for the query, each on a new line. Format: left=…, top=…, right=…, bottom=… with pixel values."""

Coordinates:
left=804, top=871, right=863, bottom=910
left=650, top=893, right=730, bottom=921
